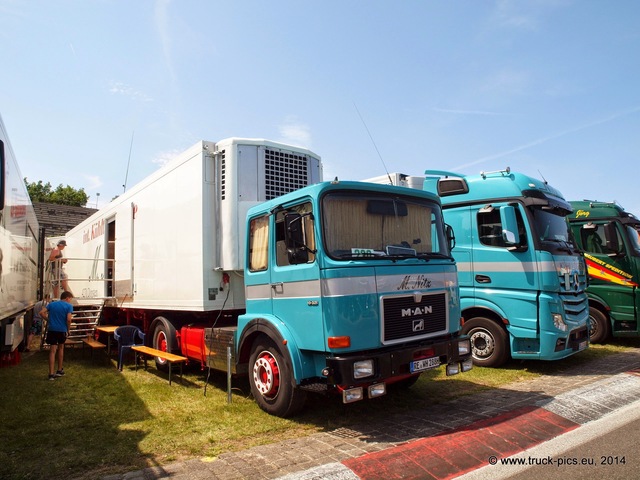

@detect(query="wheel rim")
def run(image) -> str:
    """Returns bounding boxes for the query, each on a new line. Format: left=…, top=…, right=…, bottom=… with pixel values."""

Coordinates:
left=155, top=330, right=168, bottom=364
left=469, top=328, right=495, bottom=359
left=589, top=314, right=599, bottom=340
left=253, top=351, right=281, bottom=398
left=156, top=331, right=167, bottom=352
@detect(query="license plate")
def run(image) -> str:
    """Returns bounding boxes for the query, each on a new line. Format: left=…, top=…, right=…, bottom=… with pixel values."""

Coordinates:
left=410, top=356, right=440, bottom=373
left=579, top=340, right=587, bottom=351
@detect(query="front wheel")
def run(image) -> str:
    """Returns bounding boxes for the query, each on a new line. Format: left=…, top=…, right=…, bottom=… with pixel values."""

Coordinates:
left=589, top=307, right=610, bottom=344
left=461, top=317, right=510, bottom=367
left=249, top=337, right=306, bottom=418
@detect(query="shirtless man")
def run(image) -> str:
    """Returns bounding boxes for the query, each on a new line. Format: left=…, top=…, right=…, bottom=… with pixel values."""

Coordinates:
left=49, top=239, right=72, bottom=297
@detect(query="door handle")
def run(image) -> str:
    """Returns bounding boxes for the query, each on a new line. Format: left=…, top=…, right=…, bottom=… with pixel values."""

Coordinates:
left=475, top=275, right=491, bottom=284
left=271, top=282, right=284, bottom=294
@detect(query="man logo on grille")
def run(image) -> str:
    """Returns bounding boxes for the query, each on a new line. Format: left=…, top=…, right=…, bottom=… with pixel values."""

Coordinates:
left=413, top=319, right=425, bottom=332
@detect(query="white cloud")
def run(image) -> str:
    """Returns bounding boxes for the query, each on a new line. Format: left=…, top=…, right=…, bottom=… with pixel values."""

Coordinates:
left=154, top=0, right=176, bottom=83
left=82, top=174, right=102, bottom=190
left=109, top=81, right=153, bottom=102
left=278, top=117, right=312, bottom=147
left=454, top=105, right=640, bottom=171
left=494, top=0, right=538, bottom=30
left=0, top=0, right=25, bottom=38
left=151, top=149, right=182, bottom=167
left=492, top=0, right=573, bottom=31
left=481, top=68, right=532, bottom=96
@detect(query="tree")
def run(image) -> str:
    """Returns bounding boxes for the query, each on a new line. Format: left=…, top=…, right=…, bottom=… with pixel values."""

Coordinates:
left=24, top=179, right=89, bottom=207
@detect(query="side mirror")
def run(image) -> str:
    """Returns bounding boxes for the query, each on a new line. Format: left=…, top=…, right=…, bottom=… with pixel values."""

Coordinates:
left=499, top=206, right=520, bottom=245
left=284, top=212, right=309, bottom=264
left=445, top=224, right=456, bottom=251
left=604, top=221, right=623, bottom=257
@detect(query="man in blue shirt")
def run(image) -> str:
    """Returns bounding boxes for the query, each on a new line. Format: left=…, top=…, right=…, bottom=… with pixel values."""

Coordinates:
left=41, top=291, right=74, bottom=381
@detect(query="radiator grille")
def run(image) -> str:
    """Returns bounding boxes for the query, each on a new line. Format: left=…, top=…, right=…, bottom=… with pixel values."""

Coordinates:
left=382, top=293, right=447, bottom=343
left=558, top=269, right=589, bottom=322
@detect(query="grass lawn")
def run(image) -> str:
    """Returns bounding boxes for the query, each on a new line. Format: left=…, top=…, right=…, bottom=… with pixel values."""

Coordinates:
left=0, top=340, right=635, bottom=479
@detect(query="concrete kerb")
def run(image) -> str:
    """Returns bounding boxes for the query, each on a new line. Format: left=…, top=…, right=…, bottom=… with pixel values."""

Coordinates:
left=103, top=349, right=640, bottom=480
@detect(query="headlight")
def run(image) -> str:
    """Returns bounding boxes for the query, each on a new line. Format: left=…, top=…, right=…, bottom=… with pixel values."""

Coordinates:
left=368, top=383, right=386, bottom=398
left=446, top=363, right=461, bottom=376
left=553, top=313, right=567, bottom=332
left=353, top=359, right=374, bottom=379
left=343, top=387, right=364, bottom=403
left=462, top=358, right=474, bottom=372
left=458, top=339, right=471, bottom=355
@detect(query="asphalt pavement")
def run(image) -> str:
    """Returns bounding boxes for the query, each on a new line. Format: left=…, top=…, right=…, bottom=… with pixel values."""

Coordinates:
left=103, top=348, right=640, bottom=480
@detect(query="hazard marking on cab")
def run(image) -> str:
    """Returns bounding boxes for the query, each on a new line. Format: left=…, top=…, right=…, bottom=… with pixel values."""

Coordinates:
left=342, top=406, right=578, bottom=480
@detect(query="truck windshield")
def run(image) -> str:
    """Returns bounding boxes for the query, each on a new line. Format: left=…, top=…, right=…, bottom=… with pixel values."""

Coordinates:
left=322, top=191, right=449, bottom=260
left=626, top=225, right=640, bottom=255
left=530, top=208, right=575, bottom=250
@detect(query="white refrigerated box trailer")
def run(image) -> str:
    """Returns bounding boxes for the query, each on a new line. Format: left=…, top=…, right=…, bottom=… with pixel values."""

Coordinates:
left=63, top=138, right=322, bottom=312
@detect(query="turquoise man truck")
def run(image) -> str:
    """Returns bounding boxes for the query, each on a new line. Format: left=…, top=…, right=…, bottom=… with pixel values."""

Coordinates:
left=420, top=167, right=590, bottom=367
left=568, top=201, right=640, bottom=343
left=61, top=139, right=472, bottom=417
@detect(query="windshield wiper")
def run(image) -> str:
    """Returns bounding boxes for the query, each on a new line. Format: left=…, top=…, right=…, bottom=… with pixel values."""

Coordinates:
left=384, top=254, right=422, bottom=262
left=418, top=252, right=454, bottom=261
left=541, top=238, right=575, bottom=254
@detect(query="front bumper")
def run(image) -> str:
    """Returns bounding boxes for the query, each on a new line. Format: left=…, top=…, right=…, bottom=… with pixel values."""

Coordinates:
left=323, top=334, right=472, bottom=386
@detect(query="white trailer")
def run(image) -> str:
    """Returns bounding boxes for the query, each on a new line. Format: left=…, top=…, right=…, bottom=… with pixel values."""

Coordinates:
left=0, top=114, right=39, bottom=361
left=62, top=138, right=322, bottom=354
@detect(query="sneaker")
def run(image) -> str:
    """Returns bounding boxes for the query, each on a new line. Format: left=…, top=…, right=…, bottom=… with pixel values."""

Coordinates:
left=48, top=375, right=56, bottom=381
left=55, top=369, right=65, bottom=377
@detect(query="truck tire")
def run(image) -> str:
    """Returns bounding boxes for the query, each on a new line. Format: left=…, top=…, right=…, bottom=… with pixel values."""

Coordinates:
left=461, top=317, right=509, bottom=368
left=249, top=336, right=306, bottom=418
left=589, top=307, right=610, bottom=344
left=152, top=319, right=176, bottom=372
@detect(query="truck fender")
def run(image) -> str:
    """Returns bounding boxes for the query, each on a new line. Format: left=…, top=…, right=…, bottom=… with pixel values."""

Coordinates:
left=237, top=315, right=305, bottom=384
left=460, top=298, right=509, bottom=325
left=586, top=294, right=610, bottom=314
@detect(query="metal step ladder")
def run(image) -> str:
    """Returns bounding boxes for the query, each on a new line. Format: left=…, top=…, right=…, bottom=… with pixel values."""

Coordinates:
left=67, top=299, right=107, bottom=344
left=41, top=298, right=108, bottom=349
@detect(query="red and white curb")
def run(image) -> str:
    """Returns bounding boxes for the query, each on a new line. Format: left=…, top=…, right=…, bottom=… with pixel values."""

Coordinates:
left=277, top=371, right=640, bottom=480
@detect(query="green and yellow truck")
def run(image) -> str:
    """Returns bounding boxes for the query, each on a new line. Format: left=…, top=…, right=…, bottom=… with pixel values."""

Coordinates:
left=568, top=201, right=640, bottom=342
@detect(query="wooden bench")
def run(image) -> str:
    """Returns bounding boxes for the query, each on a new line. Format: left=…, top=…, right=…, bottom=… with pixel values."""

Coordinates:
left=81, top=337, right=107, bottom=360
left=131, top=346, right=188, bottom=385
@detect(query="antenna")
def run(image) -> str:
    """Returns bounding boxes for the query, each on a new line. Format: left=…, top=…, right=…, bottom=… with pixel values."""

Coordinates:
left=537, top=169, right=548, bottom=185
left=123, top=130, right=135, bottom=192
left=353, top=103, right=392, bottom=184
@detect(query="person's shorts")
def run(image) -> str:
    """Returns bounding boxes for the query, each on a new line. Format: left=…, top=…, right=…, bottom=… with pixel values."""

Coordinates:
left=45, top=331, right=67, bottom=345
left=30, top=319, right=42, bottom=335
left=50, top=271, right=68, bottom=286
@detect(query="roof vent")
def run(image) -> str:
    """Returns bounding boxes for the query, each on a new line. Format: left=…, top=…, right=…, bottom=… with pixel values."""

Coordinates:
left=438, top=178, right=469, bottom=196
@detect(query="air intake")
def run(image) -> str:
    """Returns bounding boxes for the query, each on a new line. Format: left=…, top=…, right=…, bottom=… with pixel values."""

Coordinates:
left=438, top=178, right=469, bottom=197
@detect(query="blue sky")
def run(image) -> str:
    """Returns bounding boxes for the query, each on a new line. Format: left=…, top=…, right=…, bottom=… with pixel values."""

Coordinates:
left=1, top=0, right=639, bottom=214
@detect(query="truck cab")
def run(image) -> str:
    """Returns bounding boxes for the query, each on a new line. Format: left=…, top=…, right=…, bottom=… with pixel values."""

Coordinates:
left=423, top=168, right=589, bottom=367
left=567, top=201, right=640, bottom=342
left=237, top=180, right=472, bottom=416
